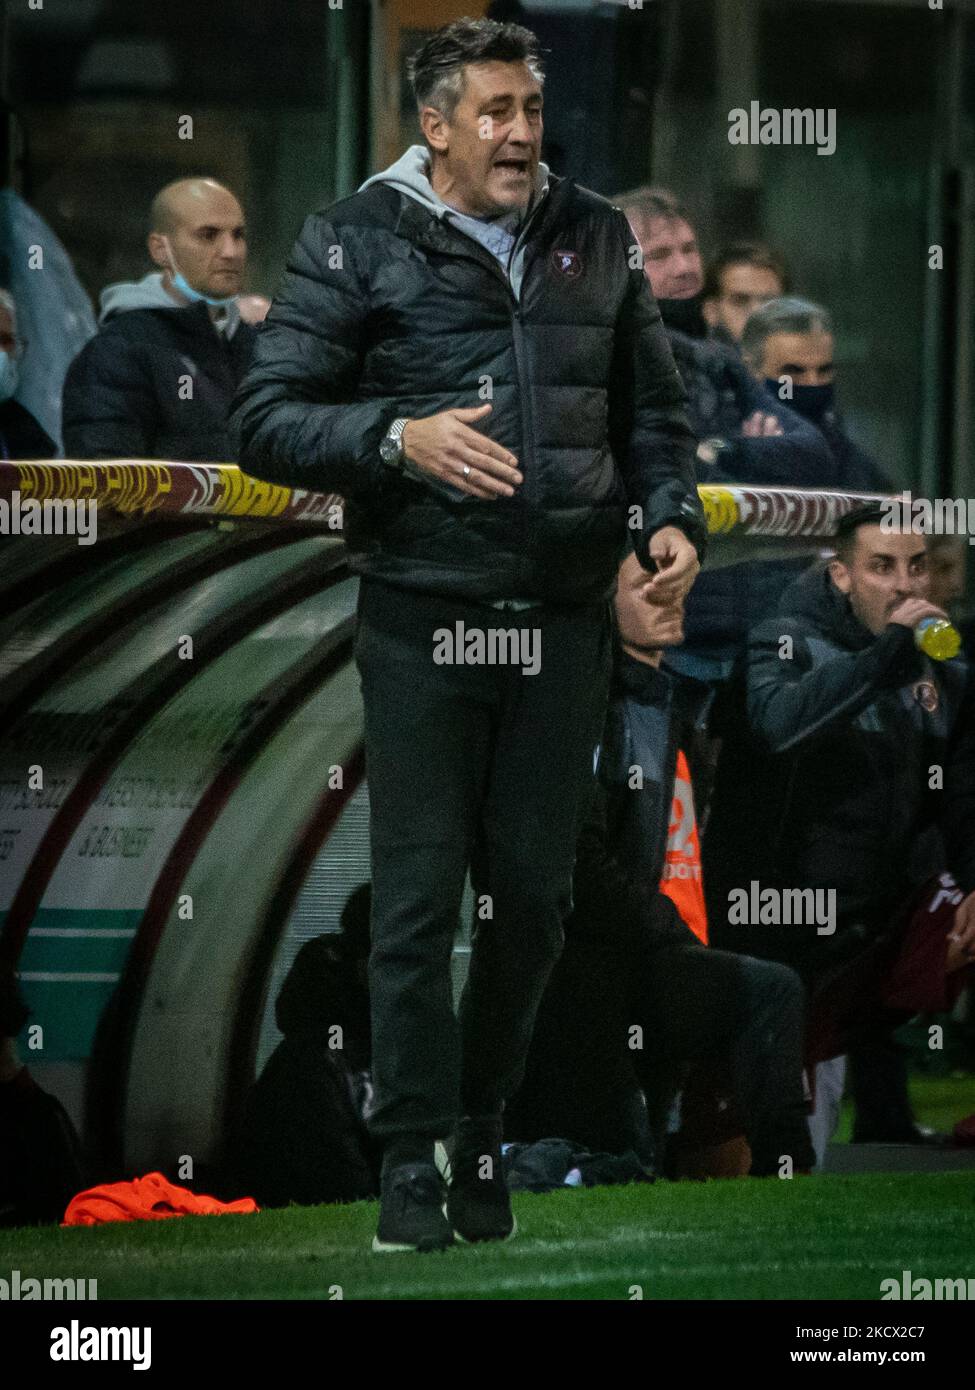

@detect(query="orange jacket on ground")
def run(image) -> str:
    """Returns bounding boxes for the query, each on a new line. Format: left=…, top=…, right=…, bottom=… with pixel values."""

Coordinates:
left=62, top=1171, right=258, bottom=1226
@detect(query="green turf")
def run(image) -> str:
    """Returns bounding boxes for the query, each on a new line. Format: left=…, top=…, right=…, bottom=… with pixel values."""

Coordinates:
left=2, top=1173, right=973, bottom=1300
left=834, top=1072, right=975, bottom=1143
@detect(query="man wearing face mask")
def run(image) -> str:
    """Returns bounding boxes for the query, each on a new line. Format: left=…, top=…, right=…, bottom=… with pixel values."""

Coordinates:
left=740, top=297, right=892, bottom=494
left=0, top=290, right=56, bottom=460
left=62, top=178, right=256, bottom=462
left=611, top=190, right=836, bottom=689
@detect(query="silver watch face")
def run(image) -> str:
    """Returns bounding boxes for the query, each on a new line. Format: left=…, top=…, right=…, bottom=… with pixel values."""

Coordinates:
left=380, top=434, right=401, bottom=466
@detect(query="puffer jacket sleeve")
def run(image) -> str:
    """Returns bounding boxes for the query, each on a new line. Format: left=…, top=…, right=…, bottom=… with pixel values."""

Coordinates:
left=606, top=212, right=708, bottom=568
left=746, top=615, right=924, bottom=755
left=704, top=358, right=838, bottom=487
left=229, top=212, right=392, bottom=498
left=62, top=329, right=154, bottom=460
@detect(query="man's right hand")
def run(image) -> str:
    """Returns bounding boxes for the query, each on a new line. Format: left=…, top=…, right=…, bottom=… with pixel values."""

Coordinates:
left=401, top=404, right=522, bottom=500
left=887, top=598, right=950, bottom=631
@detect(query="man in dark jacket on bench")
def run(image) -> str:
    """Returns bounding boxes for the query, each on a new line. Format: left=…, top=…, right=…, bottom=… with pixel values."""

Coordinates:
left=63, top=177, right=255, bottom=462
left=705, top=505, right=975, bottom=1147
left=506, top=548, right=815, bottom=1178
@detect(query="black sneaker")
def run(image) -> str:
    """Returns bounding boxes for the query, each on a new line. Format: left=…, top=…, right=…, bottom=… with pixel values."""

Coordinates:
left=372, top=1163, right=454, bottom=1254
left=446, top=1119, right=516, bottom=1244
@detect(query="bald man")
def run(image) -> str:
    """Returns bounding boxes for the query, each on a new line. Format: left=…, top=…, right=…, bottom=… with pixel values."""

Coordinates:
left=62, top=178, right=257, bottom=461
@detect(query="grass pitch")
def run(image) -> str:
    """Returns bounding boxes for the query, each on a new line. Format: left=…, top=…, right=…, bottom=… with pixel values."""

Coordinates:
left=1, top=1172, right=973, bottom=1301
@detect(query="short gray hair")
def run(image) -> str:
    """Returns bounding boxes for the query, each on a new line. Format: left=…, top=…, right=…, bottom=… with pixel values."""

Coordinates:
left=407, top=17, right=544, bottom=124
left=0, top=288, right=17, bottom=326
left=740, top=296, right=833, bottom=368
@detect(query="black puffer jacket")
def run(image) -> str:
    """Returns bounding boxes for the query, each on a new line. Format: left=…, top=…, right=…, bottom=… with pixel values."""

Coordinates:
left=62, top=297, right=256, bottom=462
left=705, top=563, right=975, bottom=969
left=0, top=399, right=56, bottom=461
left=569, top=647, right=706, bottom=951
left=230, top=175, right=707, bottom=605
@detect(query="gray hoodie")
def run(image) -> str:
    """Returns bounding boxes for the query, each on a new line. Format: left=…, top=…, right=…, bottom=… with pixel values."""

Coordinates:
left=358, top=144, right=550, bottom=303
left=98, top=271, right=240, bottom=338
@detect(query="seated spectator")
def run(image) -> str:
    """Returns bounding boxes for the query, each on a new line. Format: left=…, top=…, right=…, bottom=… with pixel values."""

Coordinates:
left=0, top=290, right=57, bottom=460
left=613, top=188, right=836, bottom=684
left=504, top=548, right=815, bottom=1178
left=702, top=241, right=790, bottom=348
left=705, top=506, right=975, bottom=1150
left=62, top=178, right=256, bottom=462
left=740, top=296, right=893, bottom=493
left=927, top=534, right=966, bottom=616
left=927, top=534, right=973, bottom=661
left=0, top=967, right=85, bottom=1225
left=226, top=884, right=379, bottom=1208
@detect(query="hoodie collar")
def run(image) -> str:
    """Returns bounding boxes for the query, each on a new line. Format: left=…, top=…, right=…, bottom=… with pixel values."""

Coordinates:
left=98, top=270, right=241, bottom=337
left=780, top=562, right=878, bottom=651
left=358, top=143, right=550, bottom=232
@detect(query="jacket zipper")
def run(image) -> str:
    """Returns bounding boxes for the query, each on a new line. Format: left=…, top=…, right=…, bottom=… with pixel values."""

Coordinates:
left=431, top=214, right=546, bottom=575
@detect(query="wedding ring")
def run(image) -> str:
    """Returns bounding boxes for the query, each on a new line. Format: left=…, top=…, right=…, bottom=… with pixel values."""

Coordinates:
left=463, top=465, right=471, bottom=477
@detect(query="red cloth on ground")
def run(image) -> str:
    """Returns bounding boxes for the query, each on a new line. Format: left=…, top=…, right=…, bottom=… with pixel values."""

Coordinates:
left=62, top=1171, right=258, bottom=1226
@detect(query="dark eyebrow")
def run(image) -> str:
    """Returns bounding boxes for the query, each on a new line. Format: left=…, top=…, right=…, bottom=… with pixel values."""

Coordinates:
left=480, top=92, right=543, bottom=106
left=866, top=551, right=926, bottom=562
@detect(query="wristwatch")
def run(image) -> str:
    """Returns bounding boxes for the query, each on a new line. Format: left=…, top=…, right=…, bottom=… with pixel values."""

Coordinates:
left=379, top=417, right=411, bottom=471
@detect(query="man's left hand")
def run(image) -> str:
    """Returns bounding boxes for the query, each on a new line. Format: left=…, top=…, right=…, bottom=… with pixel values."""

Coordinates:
left=644, top=525, right=701, bottom=598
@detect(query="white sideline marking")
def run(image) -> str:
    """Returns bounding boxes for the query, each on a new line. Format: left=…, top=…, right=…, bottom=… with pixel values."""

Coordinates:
left=30, top=928, right=137, bottom=938
left=347, top=1256, right=883, bottom=1300
left=18, top=971, right=121, bottom=982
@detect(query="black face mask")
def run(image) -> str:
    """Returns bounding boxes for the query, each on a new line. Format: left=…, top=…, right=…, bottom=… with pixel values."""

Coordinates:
left=657, top=292, right=707, bottom=339
left=766, top=379, right=836, bottom=424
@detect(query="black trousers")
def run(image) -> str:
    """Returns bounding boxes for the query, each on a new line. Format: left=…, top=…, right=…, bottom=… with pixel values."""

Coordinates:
left=635, top=944, right=814, bottom=1175
left=506, top=936, right=815, bottom=1175
left=354, top=577, right=612, bottom=1143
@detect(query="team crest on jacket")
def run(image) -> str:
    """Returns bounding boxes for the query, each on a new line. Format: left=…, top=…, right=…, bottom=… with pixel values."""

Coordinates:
left=551, top=248, right=583, bottom=278
left=912, top=680, right=939, bottom=713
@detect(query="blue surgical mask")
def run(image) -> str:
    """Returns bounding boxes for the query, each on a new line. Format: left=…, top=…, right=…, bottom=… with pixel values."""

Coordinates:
left=163, top=237, right=237, bottom=308
left=0, top=350, right=19, bottom=403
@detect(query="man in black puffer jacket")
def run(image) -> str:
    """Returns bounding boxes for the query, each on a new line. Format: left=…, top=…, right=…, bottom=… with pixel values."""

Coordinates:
left=231, top=18, right=706, bottom=1253
left=62, top=177, right=255, bottom=462
left=705, top=507, right=975, bottom=1146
